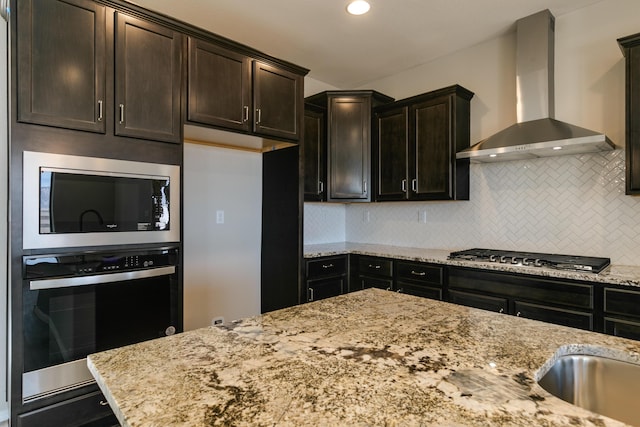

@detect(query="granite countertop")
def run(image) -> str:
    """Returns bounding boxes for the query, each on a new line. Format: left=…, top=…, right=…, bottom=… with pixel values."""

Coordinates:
left=88, top=289, right=640, bottom=427
left=304, top=242, right=640, bottom=288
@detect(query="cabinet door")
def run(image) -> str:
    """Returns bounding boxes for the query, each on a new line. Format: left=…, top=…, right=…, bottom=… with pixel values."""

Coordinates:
left=303, top=107, right=326, bottom=201
left=411, top=96, right=452, bottom=200
left=187, top=38, right=251, bottom=132
left=115, top=13, right=182, bottom=143
left=307, top=277, right=344, bottom=302
left=328, top=96, right=371, bottom=201
left=17, top=0, right=106, bottom=133
left=253, top=61, right=302, bottom=141
left=375, top=106, right=409, bottom=201
left=513, top=301, right=593, bottom=331
left=396, top=281, right=442, bottom=300
left=622, top=41, right=640, bottom=194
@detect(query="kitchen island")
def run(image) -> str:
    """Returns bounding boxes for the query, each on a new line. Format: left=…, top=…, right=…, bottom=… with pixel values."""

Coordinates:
left=88, top=289, right=640, bottom=426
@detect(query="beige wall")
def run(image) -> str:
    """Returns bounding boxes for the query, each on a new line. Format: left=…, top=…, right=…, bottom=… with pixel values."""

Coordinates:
left=183, top=143, right=262, bottom=330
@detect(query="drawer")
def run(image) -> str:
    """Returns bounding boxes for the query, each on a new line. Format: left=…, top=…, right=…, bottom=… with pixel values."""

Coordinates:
left=306, top=277, right=345, bottom=302
left=396, top=261, right=443, bottom=285
left=604, top=288, right=640, bottom=318
left=448, top=267, right=593, bottom=310
left=448, top=290, right=508, bottom=314
left=396, top=281, right=442, bottom=300
left=358, top=256, right=392, bottom=277
left=17, top=390, right=117, bottom=427
left=306, top=255, right=347, bottom=279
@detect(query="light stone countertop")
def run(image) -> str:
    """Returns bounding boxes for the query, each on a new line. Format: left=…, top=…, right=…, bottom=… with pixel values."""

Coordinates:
left=304, top=242, right=640, bottom=288
left=88, top=289, right=640, bottom=427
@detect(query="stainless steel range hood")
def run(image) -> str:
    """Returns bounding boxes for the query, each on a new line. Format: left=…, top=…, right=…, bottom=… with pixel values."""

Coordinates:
left=457, top=9, right=615, bottom=163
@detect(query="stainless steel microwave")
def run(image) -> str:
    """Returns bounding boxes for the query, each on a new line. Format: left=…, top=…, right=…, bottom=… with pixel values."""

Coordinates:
left=23, top=151, right=180, bottom=249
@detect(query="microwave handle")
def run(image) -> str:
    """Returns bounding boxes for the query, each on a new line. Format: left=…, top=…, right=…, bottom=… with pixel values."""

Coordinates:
left=29, top=266, right=176, bottom=291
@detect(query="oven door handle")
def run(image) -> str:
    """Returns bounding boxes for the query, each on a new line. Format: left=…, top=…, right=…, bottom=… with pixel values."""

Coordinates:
left=29, top=266, right=176, bottom=290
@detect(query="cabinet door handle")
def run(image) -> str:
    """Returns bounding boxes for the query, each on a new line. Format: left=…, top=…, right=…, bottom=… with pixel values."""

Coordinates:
left=411, top=179, right=417, bottom=192
left=308, top=287, right=314, bottom=302
left=498, top=308, right=504, bottom=314
left=243, top=105, right=249, bottom=122
left=516, top=312, right=521, bottom=317
left=255, top=108, right=262, bottom=124
left=363, top=180, right=367, bottom=194
left=119, top=104, right=125, bottom=124
left=411, top=270, right=426, bottom=276
left=401, top=179, right=407, bottom=192
left=97, top=100, right=103, bottom=122
left=396, top=288, right=404, bottom=293
left=322, top=264, right=334, bottom=269
left=368, top=264, right=381, bottom=269
left=318, top=181, right=324, bottom=195
left=99, top=400, right=109, bottom=406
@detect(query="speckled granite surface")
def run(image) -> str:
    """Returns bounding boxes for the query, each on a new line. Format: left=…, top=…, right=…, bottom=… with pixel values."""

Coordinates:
left=88, top=289, right=640, bottom=427
left=304, top=242, right=640, bottom=288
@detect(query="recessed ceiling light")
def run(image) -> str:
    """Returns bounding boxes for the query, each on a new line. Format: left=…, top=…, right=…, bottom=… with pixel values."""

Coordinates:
left=347, top=0, right=370, bottom=15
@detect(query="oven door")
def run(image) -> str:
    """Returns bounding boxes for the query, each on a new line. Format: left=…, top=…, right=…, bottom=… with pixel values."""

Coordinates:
left=22, top=266, right=179, bottom=402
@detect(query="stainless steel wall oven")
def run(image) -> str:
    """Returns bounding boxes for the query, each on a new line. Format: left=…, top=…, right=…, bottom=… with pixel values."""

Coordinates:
left=21, top=246, right=181, bottom=402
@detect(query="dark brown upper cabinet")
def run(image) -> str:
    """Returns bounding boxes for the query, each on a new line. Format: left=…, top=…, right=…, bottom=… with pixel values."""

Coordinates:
left=187, top=38, right=251, bottom=132
left=303, top=103, right=326, bottom=201
left=373, top=85, right=474, bottom=201
left=17, top=0, right=106, bottom=133
left=17, top=0, right=183, bottom=144
left=115, top=13, right=182, bottom=144
left=305, top=91, right=394, bottom=202
left=187, top=38, right=303, bottom=142
left=619, top=33, right=640, bottom=195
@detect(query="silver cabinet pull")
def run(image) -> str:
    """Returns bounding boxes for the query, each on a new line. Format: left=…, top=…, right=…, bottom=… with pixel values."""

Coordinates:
left=516, top=312, right=521, bottom=317
left=322, top=264, right=334, bottom=269
left=255, top=108, right=261, bottom=124
left=411, top=179, right=417, bottom=192
left=401, top=179, right=407, bottom=192
left=318, top=181, right=324, bottom=195
left=411, top=270, right=426, bottom=276
left=396, top=288, right=404, bottom=293
left=368, top=264, right=381, bottom=269
left=119, top=104, right=125, bottom=124
left=97, top=100, right=103, bottom=122
left=99, top=400, right=109, bottom=406
left=308, top=287, right=314, bottom=302
left=498, top=308, right=504, bottom=314
left=363, top=180, right=367, bottom=194
left=243, top=105, right=249, bottom=122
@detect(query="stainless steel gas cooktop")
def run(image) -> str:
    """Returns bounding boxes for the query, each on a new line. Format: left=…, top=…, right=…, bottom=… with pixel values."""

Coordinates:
left=448, top=248, right=611, bottom=273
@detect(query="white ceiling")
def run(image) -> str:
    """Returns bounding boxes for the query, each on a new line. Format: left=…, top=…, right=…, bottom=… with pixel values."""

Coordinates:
left=127, top=0, right=604, bottom=89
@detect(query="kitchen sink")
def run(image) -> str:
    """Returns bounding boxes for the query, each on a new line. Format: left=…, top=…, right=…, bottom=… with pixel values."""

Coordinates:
left=538, top=354, right=640, bottom=426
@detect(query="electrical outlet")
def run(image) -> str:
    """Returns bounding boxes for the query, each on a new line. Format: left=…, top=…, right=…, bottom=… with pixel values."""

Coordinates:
left=212, top=316, right=224, bottom=326
left=363, top=210, right=370, bottom=223
left=216, top=210, right=224, bottom=224
left=419, top=210, right=427, bottom=223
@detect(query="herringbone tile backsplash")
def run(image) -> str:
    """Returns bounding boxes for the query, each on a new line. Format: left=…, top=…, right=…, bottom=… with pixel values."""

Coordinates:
left=305, top=149, right=640, bottom=266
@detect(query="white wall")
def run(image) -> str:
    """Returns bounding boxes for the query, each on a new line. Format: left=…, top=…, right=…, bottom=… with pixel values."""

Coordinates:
left=183, top=143, right=262, bottom=330
left=304, top=0, right=640, bottom=266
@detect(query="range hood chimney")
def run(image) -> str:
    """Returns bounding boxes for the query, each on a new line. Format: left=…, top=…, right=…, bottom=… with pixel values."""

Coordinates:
left=457, top=9, right=615, bottom=163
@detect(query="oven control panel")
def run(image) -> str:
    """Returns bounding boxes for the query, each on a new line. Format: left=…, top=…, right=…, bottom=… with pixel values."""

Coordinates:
left=24, top=247, right=178, bottom=279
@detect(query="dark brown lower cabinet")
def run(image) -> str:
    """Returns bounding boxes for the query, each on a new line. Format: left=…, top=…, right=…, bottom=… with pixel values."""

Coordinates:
left=350, top=255, right=393, bottom=292
left=448, top=266, right=595, bottom=331
left=603, top=287, right=640, bottom=340
left=305, top=255, right=347, bottom=302
left=17, top=390, right=118, bottom=427
left=395, top=261, right=444, bottom=300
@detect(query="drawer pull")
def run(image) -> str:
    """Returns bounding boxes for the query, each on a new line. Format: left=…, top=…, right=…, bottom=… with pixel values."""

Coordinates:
left=368, top=264, right=381, bottom=269
left=99, top=400, right=109, bottom=406
left=322, top=264, right=334, bottom=269
left=411, top=270, right=426, bottom=276
left=396, top=288, right=404, bottom=293
left=516, top=311, right=521, bottom=317
left=308, top=287, right=314, bottom=302
left=498, top=308, right=504, bottom=314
